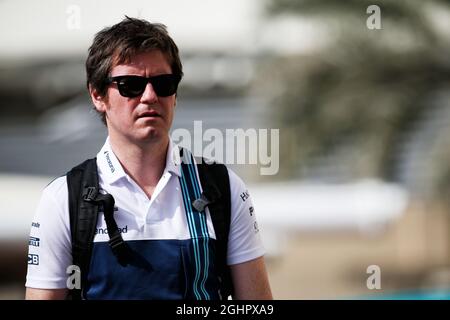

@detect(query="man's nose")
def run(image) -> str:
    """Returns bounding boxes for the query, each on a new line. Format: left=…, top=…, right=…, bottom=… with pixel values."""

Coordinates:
left=140, top=82, right=158, bottom=103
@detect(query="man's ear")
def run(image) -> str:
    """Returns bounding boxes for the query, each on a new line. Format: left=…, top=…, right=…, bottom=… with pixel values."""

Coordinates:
left=89, top=85, right=107, bottom=112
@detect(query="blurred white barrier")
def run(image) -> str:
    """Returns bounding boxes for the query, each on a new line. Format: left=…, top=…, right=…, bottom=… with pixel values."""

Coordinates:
left=249, top=179, right=409, bottom=257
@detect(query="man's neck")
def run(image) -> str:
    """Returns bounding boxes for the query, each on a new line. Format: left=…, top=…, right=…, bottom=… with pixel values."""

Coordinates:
left=108, top=134, right=169, bottom=198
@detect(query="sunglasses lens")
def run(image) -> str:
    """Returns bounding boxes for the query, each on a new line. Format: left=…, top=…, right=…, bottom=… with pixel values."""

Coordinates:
left=117, top=77, right=147, bottom=97
left=151, top=74, right=180, bottom=97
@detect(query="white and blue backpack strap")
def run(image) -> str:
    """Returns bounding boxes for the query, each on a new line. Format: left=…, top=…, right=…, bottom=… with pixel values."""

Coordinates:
left=178, top=148, right=212, bottom=300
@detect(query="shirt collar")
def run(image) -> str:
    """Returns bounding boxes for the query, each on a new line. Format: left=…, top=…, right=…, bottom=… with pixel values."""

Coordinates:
left=165, top=138, right=182, bottom=177
left=96, top=137, right=181, bottom=185
left=96, top=137, right=127, bottom=184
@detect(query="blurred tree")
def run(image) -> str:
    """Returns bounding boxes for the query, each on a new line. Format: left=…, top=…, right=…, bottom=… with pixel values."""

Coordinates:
left=258, top=0, right=450, bottom=190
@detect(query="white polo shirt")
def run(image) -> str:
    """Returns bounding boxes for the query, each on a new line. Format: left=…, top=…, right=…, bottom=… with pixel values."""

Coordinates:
left=26, top=138, right=265, bottom=290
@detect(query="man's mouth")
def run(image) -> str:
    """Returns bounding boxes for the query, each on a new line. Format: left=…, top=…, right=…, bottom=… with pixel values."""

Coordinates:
left=137, top=110, right=161, bottom=119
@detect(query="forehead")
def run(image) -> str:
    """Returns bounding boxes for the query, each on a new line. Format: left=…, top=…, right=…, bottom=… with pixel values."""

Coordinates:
left=111, top=50, right=172, bottom=75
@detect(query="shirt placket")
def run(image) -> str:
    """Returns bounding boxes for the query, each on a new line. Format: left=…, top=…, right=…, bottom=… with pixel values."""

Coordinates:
left=140, top=171, right=172, bottom=225
left=124, top=176, right=150, bottom=229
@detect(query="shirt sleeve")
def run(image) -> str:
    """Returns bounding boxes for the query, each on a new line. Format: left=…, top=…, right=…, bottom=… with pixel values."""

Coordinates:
left=226, top=168, right=265, bottom=265
left=25, top=176, right=73, bottom=289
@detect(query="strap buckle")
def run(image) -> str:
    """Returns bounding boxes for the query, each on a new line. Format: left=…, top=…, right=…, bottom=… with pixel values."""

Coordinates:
left=108, top=232, right=130, bottom=267
left=108, top=232, right=124, bottom=250
left=192, top=192, right=213, bottom=212
left=82, top=187, right=98, bottom=202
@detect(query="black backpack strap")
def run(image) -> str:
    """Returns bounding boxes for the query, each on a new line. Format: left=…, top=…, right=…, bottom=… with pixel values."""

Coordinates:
left=83, top=187, right=130, bottom=266
left=67, top=158, right=99, bottom=300
left=195, top=157, right=233, bottom=299
left=67, top=158, right=129, bottom=300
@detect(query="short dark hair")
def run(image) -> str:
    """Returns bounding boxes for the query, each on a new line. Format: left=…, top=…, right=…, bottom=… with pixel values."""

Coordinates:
left=85, top=16, right=183, bottom=124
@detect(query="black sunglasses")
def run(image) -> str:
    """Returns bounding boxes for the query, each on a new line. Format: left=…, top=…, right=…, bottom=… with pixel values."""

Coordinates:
left=106, top=74, right=181, bottom=98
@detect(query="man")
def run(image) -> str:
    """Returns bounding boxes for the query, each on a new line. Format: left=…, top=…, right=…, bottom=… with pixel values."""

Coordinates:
left=25, top=17, right=272, bottom=300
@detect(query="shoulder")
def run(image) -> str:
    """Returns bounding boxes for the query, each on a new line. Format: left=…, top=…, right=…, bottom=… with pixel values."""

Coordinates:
left=196, top=157, right=248, bottom=196
left=43, top=175, right=68, bottom=199
left=226, top=167, right=244, bottom=187
left=33, top=175, right=70, bottom=238
left=222, top=167, right=253, bottom=221
left=37, top=175, right=69, bottom=215
left=225, top=167, right=249, bottom=200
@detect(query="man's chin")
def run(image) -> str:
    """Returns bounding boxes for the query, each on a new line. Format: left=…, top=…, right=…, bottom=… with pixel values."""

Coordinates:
left=134, top=127, right=168, bottom=144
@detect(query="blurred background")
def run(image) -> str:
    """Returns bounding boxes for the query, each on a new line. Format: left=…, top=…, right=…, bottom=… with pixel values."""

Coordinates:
left=1, top=0, right=450, bottom=299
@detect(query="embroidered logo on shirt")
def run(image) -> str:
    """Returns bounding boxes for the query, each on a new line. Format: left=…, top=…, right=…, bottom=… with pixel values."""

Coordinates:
left=29, top=236, right=40, bottom=247
left=240, top=190, right=250, bottom=202
left=28, top=254, right=39, bottom=265
left=95, top=225, right=128, bottom=235
left=104, top=150, right=115, bottom=173
left=253, top=221, right=260, bottom=234
left=31, top=222, right=40, bottom=228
